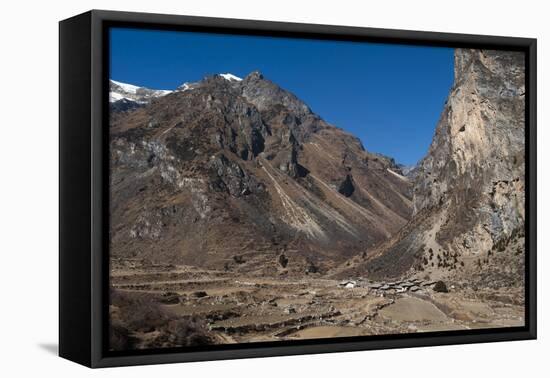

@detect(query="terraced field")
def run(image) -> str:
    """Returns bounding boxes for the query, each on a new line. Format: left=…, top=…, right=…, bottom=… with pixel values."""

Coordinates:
left=110, top=258, right=525, bottom=349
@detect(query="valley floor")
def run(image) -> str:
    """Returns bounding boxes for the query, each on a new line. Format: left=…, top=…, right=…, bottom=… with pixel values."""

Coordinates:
left=109, top=258, right=524, bottom=350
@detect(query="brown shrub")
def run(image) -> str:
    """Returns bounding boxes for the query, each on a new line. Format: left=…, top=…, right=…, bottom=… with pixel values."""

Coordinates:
left=110, top=323, right=138, bottom=351
left=109, top=289, right=214, bottom=351
left=111, top=290, right=170, bottom=332
left=149, top=318, right=213, bottom=348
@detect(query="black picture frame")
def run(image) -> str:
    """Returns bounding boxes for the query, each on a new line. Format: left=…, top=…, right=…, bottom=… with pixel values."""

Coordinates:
left=59, top=9, right=537, bottom=368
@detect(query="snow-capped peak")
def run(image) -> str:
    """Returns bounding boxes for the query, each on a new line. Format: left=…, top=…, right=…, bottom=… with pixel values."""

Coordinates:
left=109, top=79, right=173, bottom=104
left=175, top=73, right=241, bottom=92
left=110, top=79, right=141, bottom=94
left=109, top=92, right=127, bottom=102
left=177, top=83, right=192, bottom=91
left=219, top=73, right=242, bottom=82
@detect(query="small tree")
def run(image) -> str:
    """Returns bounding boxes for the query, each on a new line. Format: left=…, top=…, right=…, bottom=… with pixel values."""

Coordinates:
left=278, top=253, right=289, bottom=268
left=433, top=281, right=448, bottom=293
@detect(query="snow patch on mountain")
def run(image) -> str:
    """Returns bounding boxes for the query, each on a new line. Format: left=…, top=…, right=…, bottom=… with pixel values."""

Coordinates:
left=110, top=74, right=241, bottom=106
left=177, top=83, right=193, bottom=92
left=110, top=80, right=141, bottom=94
left=109, top=79, right=172, bottom=104
left=109, top=92, right=126, bottom=102
left=219, top=73, right=242, bottom=82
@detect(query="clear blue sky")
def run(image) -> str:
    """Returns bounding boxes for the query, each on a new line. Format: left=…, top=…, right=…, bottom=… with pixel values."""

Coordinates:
left=110, top=28, right=454, bottom=165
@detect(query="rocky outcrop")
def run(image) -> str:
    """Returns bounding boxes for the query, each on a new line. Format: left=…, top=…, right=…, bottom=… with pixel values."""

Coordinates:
left=338, top=174, right=355, bottom=197
left=241, top=71, right=313, bottom=124
left=366, top=49, right=525, bottom=284
left=208, top=153, right=256, bottom=197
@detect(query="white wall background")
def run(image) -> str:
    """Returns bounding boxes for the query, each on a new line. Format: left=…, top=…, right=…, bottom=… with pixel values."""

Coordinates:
left=0, top=0, right=546, bottom=376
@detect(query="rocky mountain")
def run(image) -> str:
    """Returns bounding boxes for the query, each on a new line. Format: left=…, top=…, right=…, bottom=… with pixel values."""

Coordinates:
left=359, top=49, right=525, bottom=288
left=109, top=72, right=413, bottom=274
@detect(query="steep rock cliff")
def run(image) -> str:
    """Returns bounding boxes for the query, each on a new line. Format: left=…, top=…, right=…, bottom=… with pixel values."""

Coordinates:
left=364, top=49, right=525, bottom=285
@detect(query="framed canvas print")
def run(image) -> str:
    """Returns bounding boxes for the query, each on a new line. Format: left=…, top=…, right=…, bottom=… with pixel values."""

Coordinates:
left=59, top=10, right=537, bottom=368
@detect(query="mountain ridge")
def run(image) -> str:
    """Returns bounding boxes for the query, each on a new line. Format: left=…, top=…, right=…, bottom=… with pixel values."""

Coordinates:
left=109, top=70, right=413, bottom=274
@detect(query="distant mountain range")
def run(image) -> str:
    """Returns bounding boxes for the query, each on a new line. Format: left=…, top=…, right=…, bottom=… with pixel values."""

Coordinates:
left=109, top=74, right=244, bottom=112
